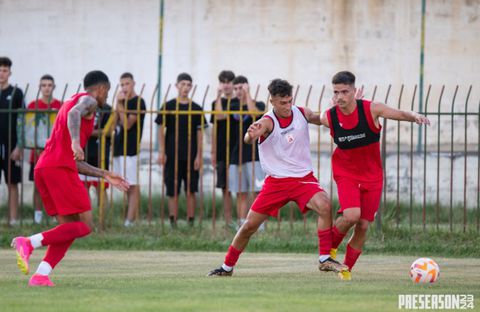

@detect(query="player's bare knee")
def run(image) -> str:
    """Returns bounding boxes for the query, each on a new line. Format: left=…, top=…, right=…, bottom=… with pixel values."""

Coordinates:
left=355, top=220, right=370, bottom=233
left=343, top=210, right=361, bottom=226
left=309, top=193, right=331, bottom=216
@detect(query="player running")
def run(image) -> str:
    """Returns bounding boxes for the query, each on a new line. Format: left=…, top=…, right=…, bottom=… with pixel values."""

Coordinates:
left=208, top=79, right=348, bottom=276
left=321, top=71, right=430, bottom=280
left=11, top=71, right=129, bottom=287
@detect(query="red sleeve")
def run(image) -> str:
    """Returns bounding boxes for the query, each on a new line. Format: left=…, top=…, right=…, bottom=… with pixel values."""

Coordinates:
left=362, top=100, right=382, bottom=134
left=27, top=101, right=35, bottom=109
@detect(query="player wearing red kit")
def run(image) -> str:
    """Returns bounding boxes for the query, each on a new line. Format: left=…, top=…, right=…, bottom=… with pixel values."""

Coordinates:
left=320, top=71, right=430, bottom=280
left=11, top=71, right=129, bottom=287
left=208, top=79, right=348, bottom=276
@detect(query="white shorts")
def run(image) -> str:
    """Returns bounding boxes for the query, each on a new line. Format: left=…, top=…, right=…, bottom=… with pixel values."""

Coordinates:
left=113, top=155, right=139, bottom=185
left=229, top=161, right=265, bottom=193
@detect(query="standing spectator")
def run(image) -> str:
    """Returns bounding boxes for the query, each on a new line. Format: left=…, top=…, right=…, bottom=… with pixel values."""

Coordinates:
left=156, top=73, right=207, bottom=227
left=80, top=102, right=114, bottom=206
left=113, top=72, right=146, bottom=227
left=210, top=70, right=237, bottom=227
left=229, top=76, right=265, bottom=228
left=27, top=74, right=62, bottom=224
left=0, top=57, right=24, bottom=226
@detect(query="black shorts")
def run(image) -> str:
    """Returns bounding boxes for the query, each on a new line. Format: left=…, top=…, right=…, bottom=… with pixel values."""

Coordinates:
left=164, top=159, right=199, bottom=197
left=0, top=156, right=22, bottom=184
left=29, top=162, right=35, bottom=181
left=215, top=161, right=228, bottom=189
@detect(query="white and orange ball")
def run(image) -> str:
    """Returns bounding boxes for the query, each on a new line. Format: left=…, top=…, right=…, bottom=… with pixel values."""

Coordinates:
left=409, top=258, right=440, bottom=284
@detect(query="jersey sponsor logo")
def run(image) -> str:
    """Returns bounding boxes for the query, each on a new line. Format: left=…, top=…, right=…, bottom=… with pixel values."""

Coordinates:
left=286, top=134, right=294, bottom=144
left=338, top=133, right=366, bottom=142
left=280, top=127, right=295, bottom=135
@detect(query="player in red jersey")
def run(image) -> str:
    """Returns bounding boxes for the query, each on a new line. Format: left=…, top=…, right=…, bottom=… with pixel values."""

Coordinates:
left=208, top=79, right=348, bottom=276
left=11, top=71, right=129, bottom=287
left=320, top=71, right=430, bottom=280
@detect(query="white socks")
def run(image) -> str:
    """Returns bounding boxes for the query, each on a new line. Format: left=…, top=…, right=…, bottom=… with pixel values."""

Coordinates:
left=221, top=264, right=233, bottom=272
left=36, top=261, right=52, bottom=276
left=29, top=233, right=44, bottom=249
left=34, top=210, right=43, bottom=224
left=319, top=255, right=330, bottom=263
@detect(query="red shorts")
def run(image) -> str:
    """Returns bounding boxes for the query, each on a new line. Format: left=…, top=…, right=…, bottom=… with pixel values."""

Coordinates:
left=251, top=172, right=325, bottom=217
left=34, top=167, right=92, bottom=216
left=335, top=176, right=383, bottom=222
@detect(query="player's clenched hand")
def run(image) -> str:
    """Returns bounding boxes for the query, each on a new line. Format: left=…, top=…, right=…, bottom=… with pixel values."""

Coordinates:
left=71, top=139, right=84, bottom=161
left=247, top=122, right=263, bottom=139
left=105, top=171, right=130, bottom=192
left=414, top=113, right=430, bottom=126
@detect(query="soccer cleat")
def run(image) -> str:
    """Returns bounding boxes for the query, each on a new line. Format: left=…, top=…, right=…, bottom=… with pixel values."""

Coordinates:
left=318, top=257, right=349, bottom=273
left=28, top=274, right=55, bottom=287
left=330, top=248, right=337, bottom=260
left=338, top=270, right=352, bottom=281
left=11, top=237, right=33, bottom=275
left=207, top=267, right=233, bottom=277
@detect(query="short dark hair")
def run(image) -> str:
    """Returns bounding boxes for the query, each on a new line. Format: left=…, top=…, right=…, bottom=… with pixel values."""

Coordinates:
left=83, top=70, right=110, bottom=89
left=268, top=79, right=293, bottom=97
left=0, top=57, right=12, bottom=68
left=40, top=74, right=55, bottom=83
left=233, top=75, right=248, bottom=85
left=332, top=71, right=356, bottom=86
left=177, top=72, right=192, bottom=83
left=120, top=72, right=134, bottom=80
left=218, top=70, right=235, bottom=83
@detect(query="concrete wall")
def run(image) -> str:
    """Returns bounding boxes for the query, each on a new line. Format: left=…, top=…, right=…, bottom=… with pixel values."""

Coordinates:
left=0, top=0, right=478, bottom=106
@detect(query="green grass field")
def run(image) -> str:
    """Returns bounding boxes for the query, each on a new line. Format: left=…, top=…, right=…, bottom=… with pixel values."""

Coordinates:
left=1, top=250, right=478, bottom=312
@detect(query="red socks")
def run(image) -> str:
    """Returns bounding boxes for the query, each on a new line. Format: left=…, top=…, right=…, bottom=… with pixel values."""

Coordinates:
left=331, top=225, right=346, bottom=249
left=44, top=240, right=75, bottom=269
left=42, top=222, right=91, bottom=246
left=344, top=244, right=362, bottom=271
left=317, top=228, right=333, bottom=255
left=224, top=245, right=243, bottom=267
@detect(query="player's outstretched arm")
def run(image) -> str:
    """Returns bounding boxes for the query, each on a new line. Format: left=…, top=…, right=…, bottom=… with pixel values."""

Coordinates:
left=76, top=161, right=130, bottom=192
left=371, top=102, right=430, bottom=125
left=68, top=95, right=98, bottom=161
left=244, top=117, right=273, bottom=144
left=302, top=107, right=323, bottom=125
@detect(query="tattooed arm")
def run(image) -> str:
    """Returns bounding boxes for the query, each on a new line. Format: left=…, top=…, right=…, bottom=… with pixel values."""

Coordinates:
left=76, top=160, right=107, bottom=178
left=76, top=160, right=130, bottom=192
left=67, top=95, right=97, bottom=161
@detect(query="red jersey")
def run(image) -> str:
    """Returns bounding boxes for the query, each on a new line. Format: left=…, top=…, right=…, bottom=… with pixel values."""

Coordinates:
left=326, top=100, right=383, bottom=183
left=36, top=93, right=94, bottom=171
left=27, top=98, right=62, bottom=163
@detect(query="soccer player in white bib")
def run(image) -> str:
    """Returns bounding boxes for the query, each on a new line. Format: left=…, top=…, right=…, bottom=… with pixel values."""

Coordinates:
left=208, top=79, right=348, bottom=276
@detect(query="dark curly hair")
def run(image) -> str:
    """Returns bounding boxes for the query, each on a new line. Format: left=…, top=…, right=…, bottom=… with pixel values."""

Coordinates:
left=267, top=79, right=293, bottom=97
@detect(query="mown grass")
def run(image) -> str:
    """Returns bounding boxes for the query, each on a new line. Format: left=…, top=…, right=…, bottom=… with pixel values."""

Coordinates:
left=1, top=250, right=479, bottom=312
left=1, top=194, right=479, bottom=257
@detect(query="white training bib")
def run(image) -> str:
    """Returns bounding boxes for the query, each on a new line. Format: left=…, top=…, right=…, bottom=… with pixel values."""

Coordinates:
left=258, top=106, right=313, bottom=178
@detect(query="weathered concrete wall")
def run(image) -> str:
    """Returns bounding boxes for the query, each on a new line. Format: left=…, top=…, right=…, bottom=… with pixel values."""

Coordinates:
left=1, top=0, right=478, bottom=105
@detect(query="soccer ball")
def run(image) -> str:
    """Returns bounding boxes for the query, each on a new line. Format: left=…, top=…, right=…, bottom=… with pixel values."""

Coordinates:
left=409, top=258, right=440, bottom=284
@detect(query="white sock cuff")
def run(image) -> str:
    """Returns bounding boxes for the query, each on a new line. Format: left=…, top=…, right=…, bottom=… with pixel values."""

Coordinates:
left=319, top=255, right=330, bottom=262
left=221, top=264, right=233, bottom=272
left=36, top=261, right=53, bottom=276
left=29, top=233, right=44, bottom=249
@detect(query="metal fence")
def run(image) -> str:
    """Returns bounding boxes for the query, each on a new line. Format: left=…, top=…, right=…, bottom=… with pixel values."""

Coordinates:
left=0, top=83, right=478, bottom=232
